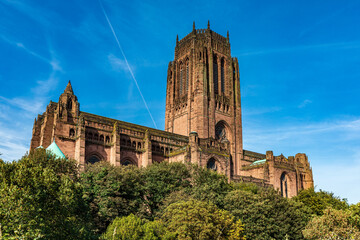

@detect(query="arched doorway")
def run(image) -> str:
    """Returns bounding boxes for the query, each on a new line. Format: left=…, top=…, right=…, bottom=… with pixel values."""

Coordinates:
left=207, top=158, right=217, bottom=171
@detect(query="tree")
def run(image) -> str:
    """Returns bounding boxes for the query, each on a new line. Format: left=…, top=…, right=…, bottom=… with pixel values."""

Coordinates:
left=293, top=187, right=348, bottom=216
left=303, top=207, right=360, bottom=239
left=160, top=199, right=245, bottom=240
left=0, top=148, right=94, bottom=239
left=140, top=162, right=191, bottom=218
left=224, top=184, right=310, bottom=240
left=81, top=162, right=145, bottom=234
left=187, top=164, right=232, bottom=208
left=102, top=214, right=164, bottom=240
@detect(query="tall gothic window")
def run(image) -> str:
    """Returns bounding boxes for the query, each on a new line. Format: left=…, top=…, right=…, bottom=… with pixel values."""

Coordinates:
left=221, top=58, right=225, bottom=93
left=280, top=172, right=288, bottom=198
left=213, top=54, right=218, bottom=94
left=67, top=98, right=72, bottom=110
left=215, top=121, right=228, bottom=142
left=180, top=63, right=183, bottom=95
left=186, top=61, right=189, bottom=93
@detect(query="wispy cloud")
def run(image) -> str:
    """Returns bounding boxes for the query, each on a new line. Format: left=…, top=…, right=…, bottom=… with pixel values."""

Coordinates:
left=0, top=35, right=62, bottom=72
left=99, top=0, right=157, bottom=129
left=108, top=53, right=132, bottom=72
left=245, top=118, right=360, bottom=147
left=298, top=99, right=312, bottom=108
left=0, top=40, right=62, bottom=162
left=314, top=155, right=360, bottom=204
left=238, top=41, right=360, bottom=56
left=1, top=0, right=56, bottom=27
left=244, top=117, right=360, bottom=203
left=243, top=106, right=282, bottom=116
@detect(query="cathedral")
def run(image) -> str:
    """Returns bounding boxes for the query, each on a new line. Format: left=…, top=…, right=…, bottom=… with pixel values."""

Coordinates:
left=30, top=22, right=314, bottom=198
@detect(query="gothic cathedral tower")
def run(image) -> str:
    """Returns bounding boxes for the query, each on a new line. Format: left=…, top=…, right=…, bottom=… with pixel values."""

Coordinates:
left=165, top=22, right=243, bottom=175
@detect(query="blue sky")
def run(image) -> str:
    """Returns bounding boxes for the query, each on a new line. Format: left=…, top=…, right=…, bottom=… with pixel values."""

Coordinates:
left=0, top=0, right=359, bottom=203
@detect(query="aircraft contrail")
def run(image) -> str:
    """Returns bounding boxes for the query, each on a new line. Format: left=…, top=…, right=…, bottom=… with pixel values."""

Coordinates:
left=99, top=0, right=158, bottom=129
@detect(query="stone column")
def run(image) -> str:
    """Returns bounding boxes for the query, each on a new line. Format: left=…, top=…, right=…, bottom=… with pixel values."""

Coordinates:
left=110, top=122, right=121, bottom=166
left=143, top=130, right=152, bottom=167
left=75, top=115, right=86, bottom=171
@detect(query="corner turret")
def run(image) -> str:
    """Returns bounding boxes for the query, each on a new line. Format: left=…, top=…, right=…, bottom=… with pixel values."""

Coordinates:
left=57, top=80, right=79, bottom=123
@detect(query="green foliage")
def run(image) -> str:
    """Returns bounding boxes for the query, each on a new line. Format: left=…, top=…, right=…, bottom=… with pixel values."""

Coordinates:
left=81, top=162, right=145, bottom=234
left=224, top=184, right=310, bottom=240
left=141, top=162, right=191, bottom=218
left=187, top=164, right=232, bottom=208
left=160, top=199, right=245, bottom=240
left=3, top=150, right=358, bottom=239
left=0, top=148, right=94, bottom=239
left=101, top=214, right=163, bottom=240
left=303, top=207, right=360, bottom=239
left=293, top=187, right=349, bottom=216
left=350, top=203, right=360, bottom=230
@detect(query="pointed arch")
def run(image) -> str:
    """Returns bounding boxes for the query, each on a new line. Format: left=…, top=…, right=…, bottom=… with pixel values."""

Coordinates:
left=186, top=58, right=189, bottom=93
left=207, top=157, right=217, bottom=171
left=280, top=172, right=290, bottom=198
left=221, top=58, right=225, bottom=93
left=213, top=54, right=218, bottom=94
left=215, top=120, right=231, bottom=142
left=179, top=62, right=184, bottom=95
left=67, top=97, right=72, bottom=110
left=86, top=154, right=102, bottom=164
left=121, top=157, right=137, bottom=166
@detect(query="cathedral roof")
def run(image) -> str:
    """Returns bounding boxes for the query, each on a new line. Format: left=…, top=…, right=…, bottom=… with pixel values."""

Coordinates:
left=46, top=140, right=66, bottom=159
left=249, top=159, right=266, bottom=166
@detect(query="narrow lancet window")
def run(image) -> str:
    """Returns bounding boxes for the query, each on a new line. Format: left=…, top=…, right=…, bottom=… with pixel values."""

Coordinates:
left=180, top=63, right=183, bottom=95
left=186, top=61, right=189, bottom=93
left=213, top=54, right=218, bottom=94
left=280, top=172, right=288, bottom=198
left=221, top=58, right=225, bottom=93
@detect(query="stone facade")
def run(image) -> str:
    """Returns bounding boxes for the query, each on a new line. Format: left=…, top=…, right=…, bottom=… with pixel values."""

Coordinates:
left=30, top=22, right=313, bottom=198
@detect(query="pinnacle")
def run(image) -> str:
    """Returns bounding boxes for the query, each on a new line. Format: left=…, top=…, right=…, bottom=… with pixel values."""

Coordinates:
left=64, top=80, right=73, bottom=94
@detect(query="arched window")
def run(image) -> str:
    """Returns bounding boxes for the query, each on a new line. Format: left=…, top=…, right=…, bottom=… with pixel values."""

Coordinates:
left=221, top=58, right=225, bottom=93
left=67, top=98, right=72, bottom=110
left=94, top=133, right=99, bottom=141
left=280, top=172, right=289, bottom=198
left=179, top=62, right=183, bottom=95
left=105, top=136, right=110, bottom=144
left=207, top=158, right=217, bottom=171
left=230, top=157, right=234, bottom=177
left=88, top=132, right=93, bottom=140
left=121, top=158, right=136, bottom=166
left=87, top=155, right=100, bottom=164
left=213, top=54, right=218, bottom=94
left=69, top=128, right=75, bottom=138
left=186, top=60, right=189, bottom=92
left=137, top=142, right=142, bottom=149
left=100, top=135, right=104, bottom=142
left=215, top=121, right=228, bottom=142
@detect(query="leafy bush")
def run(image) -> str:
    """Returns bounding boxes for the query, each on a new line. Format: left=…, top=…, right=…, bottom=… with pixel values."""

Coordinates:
left=0, top=149, right=94, bottom=239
